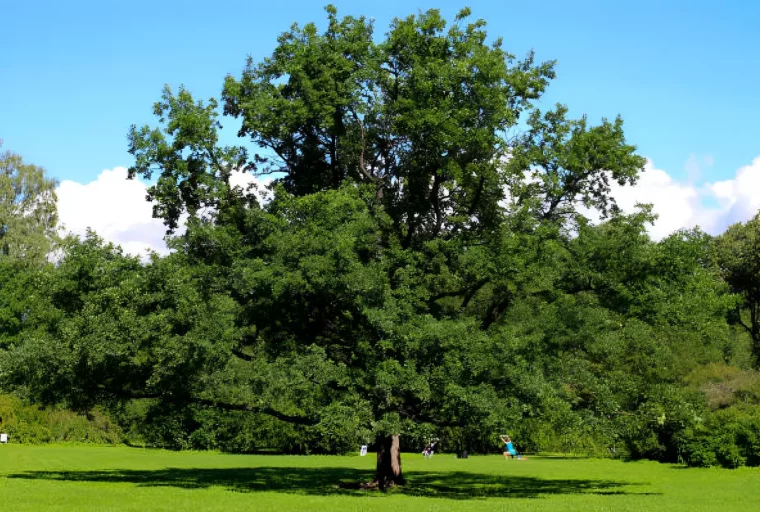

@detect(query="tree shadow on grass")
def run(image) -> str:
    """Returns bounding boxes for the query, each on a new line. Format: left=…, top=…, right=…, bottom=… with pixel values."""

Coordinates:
left=7, top=467, right=657, bottom=500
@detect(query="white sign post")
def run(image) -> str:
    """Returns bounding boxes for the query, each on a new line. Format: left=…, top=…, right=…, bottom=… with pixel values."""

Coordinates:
left=0, top=433, right=8, bottom=444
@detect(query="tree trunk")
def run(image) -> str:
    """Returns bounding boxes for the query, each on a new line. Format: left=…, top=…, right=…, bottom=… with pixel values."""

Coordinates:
left=375, top=434, right=405, bottom=490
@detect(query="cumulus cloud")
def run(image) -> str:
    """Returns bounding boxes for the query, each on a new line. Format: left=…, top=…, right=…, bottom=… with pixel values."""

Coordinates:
left=57, top=167, right=272, bottom=258
left=57, top=167, right=169, bottom=256
left=601, top=159, right=702, bottom=239
left=603, top=156, right=760, bottom=239
left=704, top=157, right=760, bottom=226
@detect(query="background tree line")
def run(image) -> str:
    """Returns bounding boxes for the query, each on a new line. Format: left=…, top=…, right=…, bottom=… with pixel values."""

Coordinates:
left=0, top=7, right=759, bottom=479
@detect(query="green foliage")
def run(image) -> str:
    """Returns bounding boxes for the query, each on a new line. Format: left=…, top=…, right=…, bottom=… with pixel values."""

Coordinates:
left=220, top=5, right=557, bottom=246
left=507, top=105, right=645, bottom=222
left=713, top=214, right=760, bottom=367
left=674, top=363, right=760, bottom=468
left=0, top=394, right=121, bottom=444
left=128, top=86, right=253, bottom=233
left=685, top=363, right=760, bottom=409
left=0, top=145, right=59, bottom=264
left=682, top=405, right=760, bottom=468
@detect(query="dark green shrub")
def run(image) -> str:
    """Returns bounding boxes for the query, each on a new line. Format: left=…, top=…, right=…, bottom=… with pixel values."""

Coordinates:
left=683, top=405, right=760, bottom=468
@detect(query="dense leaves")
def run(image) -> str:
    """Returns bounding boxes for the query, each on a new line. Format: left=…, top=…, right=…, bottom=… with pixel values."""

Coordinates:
left=713, top=214, right=760, bottom=367
left=0, top=144, right=59, bottom=264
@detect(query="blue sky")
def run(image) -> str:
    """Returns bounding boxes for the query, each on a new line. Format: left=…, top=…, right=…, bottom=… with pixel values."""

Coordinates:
left=2, top=0, right=759, bottom=254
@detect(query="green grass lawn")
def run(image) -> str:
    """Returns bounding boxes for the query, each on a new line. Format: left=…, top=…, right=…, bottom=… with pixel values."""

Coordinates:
left=0, top=445, right=758, bottom=511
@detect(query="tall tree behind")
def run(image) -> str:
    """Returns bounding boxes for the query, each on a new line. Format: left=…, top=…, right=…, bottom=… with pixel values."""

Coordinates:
left=0, top=143, right=59, bottom=264
left=713, top=213, right=760, bottom=368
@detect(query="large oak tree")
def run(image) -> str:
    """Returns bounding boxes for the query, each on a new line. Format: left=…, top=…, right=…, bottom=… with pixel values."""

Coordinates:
left=123, top=5, right=645, bottom=487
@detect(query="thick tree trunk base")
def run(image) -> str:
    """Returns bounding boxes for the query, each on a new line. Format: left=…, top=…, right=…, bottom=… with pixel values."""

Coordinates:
left=340, top=434, right=405, bottom=491
left=374, top=434, right=405, bottom=491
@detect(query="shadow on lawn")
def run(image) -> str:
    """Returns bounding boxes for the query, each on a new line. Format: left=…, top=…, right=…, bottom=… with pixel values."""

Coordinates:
left=7, top=467, right=656, bottom=499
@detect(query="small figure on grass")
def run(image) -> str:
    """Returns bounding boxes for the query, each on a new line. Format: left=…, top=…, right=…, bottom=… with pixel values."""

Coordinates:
left=422, top=438, right=438, bottom=459
left=499, top=434, right=525, bottom=460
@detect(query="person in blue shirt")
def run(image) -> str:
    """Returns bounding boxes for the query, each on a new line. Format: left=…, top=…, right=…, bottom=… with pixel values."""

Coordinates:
left=499, top=434, right=518, bottom=460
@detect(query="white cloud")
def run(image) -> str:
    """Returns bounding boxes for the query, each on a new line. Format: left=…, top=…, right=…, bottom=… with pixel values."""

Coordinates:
left=56, top=167, right=272, bottom=258
left=57, top=167, right=169, bottom=257
left=601, top=159, right=701, bottom=240
left=602, top=156, right=760, bottom=239
left=704, top=157, right=760, bottom=226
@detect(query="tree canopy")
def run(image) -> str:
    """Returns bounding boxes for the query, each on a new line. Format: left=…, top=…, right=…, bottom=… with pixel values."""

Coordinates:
left=0, top=143, right=59, bottom=264
left=713, top=214, right=760, bottom=367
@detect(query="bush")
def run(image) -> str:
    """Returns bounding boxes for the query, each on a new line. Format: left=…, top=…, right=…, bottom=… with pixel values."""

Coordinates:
left=682, top=405, right=760, bottom=468
left=0, top=394, right=121, bottom=445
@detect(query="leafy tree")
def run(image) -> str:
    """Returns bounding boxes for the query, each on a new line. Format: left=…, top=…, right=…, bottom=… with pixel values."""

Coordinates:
left=0, top=143, right=59, bottom=264
left=121, top=6, right=644, bottom=487
left=713, top=213, right=760, bottom=367
left=20, top=5, right=741, bottom=493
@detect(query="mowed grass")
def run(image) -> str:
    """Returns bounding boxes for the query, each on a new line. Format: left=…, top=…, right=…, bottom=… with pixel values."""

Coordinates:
left=1, top=445, right=758, bottom=511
